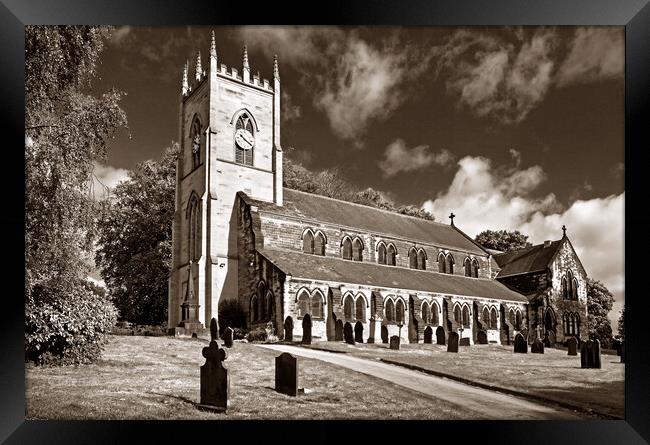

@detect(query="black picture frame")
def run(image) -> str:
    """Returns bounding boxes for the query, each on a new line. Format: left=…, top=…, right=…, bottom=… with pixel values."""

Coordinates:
left=4, top=0, right=648, bottom=443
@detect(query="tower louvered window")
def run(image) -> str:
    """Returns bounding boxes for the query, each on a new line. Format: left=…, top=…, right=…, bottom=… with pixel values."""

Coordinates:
left=235, top=114, right=254, bottom=166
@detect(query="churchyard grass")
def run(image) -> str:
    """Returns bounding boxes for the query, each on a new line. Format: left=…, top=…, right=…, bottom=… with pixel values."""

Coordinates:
left=26, top=335, right=479, bottom=420
left=300, top=341, right=624, bottom=418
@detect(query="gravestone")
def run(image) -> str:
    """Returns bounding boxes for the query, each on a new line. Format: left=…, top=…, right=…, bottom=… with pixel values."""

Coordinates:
left=284, top=316, right=293, bottom=342
left=223, top=327, right=234, bottom=348
left=344, top=322, right=354, bottom=345
left=620, top=342, right=625, bottom=363
left=354, top=321, right=363, bottom=343
left=381, top=325, right=389, bottom=344
left=567, top=337, right=578, bottom=356
left=275, top=352, right=298, bottom=397
left=389, top=335, right=400, bottom=350
left=423, top=326, right=433, bottom=344
left=531, top=338, right=544, bottom=354
left=198, top=328, right=229, bottom=412
left=447, top=332, right=459, bottom=353
left=580, top=339, right=602, bottom=369
left=477, top=330, right=488, bottom=345
left=334, top=319, right=344, bottom=341
left=459, top=337, right=470, bottom=347
left=514, top=333, right=527, bottom=353
left=301, top=314, right=312, bottom=345
left=436, top=326, right=446, bottom=345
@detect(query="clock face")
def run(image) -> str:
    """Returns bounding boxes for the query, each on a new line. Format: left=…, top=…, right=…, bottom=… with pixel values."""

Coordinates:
left=235, top=128, right=254, bottom=150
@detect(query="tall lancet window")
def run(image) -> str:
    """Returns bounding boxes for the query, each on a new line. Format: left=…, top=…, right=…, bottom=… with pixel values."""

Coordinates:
left=187, top=194, right=201, bottom=262
left=234, top=113, right=254, bottom=166
left=191, top=117, right=201, bottom=169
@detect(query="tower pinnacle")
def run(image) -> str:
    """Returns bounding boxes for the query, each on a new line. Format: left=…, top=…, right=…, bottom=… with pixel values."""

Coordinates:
left=181, top=60, right=189, bottom=95
left=210, top=30, right=216, bottom=59
left=273, top=54, right=280, bottom=79
left=195, top=51, right=202, bottom=81
left=242, top=45, right=249, bottom=70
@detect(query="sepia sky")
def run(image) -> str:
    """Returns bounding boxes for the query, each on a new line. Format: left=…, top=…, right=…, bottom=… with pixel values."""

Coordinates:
left=93, top=26, right=625, bottom=324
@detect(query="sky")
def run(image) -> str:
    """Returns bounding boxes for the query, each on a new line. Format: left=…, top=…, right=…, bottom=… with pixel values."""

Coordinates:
left=92, top=26, right=624, bottom=327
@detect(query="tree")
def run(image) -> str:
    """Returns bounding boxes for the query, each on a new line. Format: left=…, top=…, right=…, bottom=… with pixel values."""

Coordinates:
left=96, top=145, right=179, bottom=325
left=617, top=305, right=625, bottom=341
left=474, top=230, right=533, bottom=252
left=586, top=278, right=615, bottom=347
left=25, top=26, right=127, bottom=364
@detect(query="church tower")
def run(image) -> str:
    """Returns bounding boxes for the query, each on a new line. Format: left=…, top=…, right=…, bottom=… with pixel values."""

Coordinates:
left=168, top=32, right=283, bottom=335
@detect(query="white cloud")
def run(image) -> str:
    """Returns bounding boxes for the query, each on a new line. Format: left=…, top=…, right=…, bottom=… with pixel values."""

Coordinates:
left=379, top=139, right=454, bottom=178
left=282, top=90, right=301, bottom=123
left=556, top=27, right=624, bottom=87
left=92, top=162, right=130, bottom=200
left=109, top=26, right=132, bottom=46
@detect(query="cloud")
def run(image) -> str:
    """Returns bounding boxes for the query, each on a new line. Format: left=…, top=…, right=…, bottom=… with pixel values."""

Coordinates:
left=556, top=27, right=624, bottom=87
left=379, top=139, right=454, bottom=177
left=282, top=90, right=301, bottom=123
left=109, top=26, right=132, bottom=46
left=92, top=162, right=130, bottom=200
left=239, top=27, right=429, bottom=145
left=422, top=155, right=624, bottom=322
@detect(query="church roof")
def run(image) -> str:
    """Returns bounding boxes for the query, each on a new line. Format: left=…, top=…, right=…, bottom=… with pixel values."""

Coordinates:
left=493, top=239, right=564, bottom=278
left=258, top=247, right=528, bottom=303
left=241, top=188, right=486, bottom=255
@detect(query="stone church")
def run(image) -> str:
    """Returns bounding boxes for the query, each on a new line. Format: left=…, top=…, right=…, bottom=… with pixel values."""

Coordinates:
left=168, top=34, right=589, bottom=347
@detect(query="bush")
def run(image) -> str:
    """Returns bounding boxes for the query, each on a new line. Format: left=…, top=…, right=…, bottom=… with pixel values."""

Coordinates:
left=25, top=280, right=118, bottom=365
left=218, top=299, right=247, bottom=335
left=232, top=328, right=248, bottom=340
left=246, top=327, right=268, bottom=342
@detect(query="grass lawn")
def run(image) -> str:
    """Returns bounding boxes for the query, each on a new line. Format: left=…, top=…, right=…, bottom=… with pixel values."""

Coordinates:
left=25, top=335, right=480, bottom=420
left=300, top=341, right=624, bottom=418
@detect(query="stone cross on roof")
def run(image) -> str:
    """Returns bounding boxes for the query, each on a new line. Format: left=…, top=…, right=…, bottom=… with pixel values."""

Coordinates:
left=562, top=225, right=567, bottom=237
left=449, top=212, right=456, bottom=225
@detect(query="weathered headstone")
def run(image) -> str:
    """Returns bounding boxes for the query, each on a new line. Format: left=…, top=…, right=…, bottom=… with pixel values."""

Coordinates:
left=436, top=326, right=445, bottom=345
left=381, top=325, right=389, bottom=344
left=514, top=333, right=527, bottom=353
left=210, top=318, right=218, bottom=340
left=447, top=332, right=459, bottom=353
left=334, top=319, right=343, bottom=341
left=423, top=326, right=433, bottom=344
left=477, top=330, right=488, bottom=345
left=581, top=339, right=601, bottom=369
left=354, top=321, right=364, bottom=343
left=344, top=322, right=354, bottom=345
left=198, top=337, right=229, bottom=412
left=567, top=337, right=578, bottom=356
left=620, top=342, right=625, bottom=363
left=531, top=338, right=544, bottom=354
left=301, top=314, right=312, bottom=345
left=223, top=327, right=234, bottom=348
left=284, top=316, right=294, bottom=342
left=459, top=337, right=470, bottom=347
left=275, top=352, right=298, bottom=397
left=389, top=335, right=400, bottom=350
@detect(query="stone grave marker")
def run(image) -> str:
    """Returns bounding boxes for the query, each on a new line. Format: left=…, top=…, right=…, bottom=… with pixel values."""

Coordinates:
left=381, top=325, right=389, bottom=344
left=284, top=316, right=293, bottom=342
left=275, top=352, right=298, bottom=397
left=581, top=339, right=602, bottom=369
left=344, top=322, right=355, bottom=345
left=436, top=327, right=446, bottom=345
left=514, top=333, right=527, bottom=353
left=389, top=335, right=400, bottom=350
left=223, top=327, right=233, bottom=348
left=447, top=332, right=459, bottom=353
left=423, top=326, right=433, bottom=344
left=531, top=338, right=544, bottom=354
left=301, top=314, right=312, bottom=345
left=354, top=322, right=364, bottom=343
left=567, top=337, right=578, bottom=356
left=459, top=337, right=470, bottom=347
left=477, top=330, right=488, bottom=345
left=198, top=325, right=229, bottom=412
left=334, top=319, right=343, bottom=341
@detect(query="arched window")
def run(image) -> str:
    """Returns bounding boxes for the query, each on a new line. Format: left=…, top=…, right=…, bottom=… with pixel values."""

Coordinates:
left=562, top=277, right=568, bottom=299
left=257, top=283, right=267, bottom=321
left=190, top=117, right=201, bottom=169
left=385, top=299, right=396, bottom=323
left=409, top=248, right=418, bottom=269
left=490, top=307, right=498, bottom=329
left=509, top=309, right=515, bottom=326
left=446, top=254, right=455, bottom=274
left=396, top=299, right=405, bottom=324
left=302, top=230, right=314, bottom=254
left=355, top=296, right=366, bottom=322
left=461, top=305, right=470, bottom=328
left=341, top=237, right=352, bottom=260
left=352, top=238, right=364, bottom=261
left=250, top=295, right=258, bottom=322
left=266, top=292, right=274, bottom=321
left=234, top=113, right=254, bottom=166
left=343, top=294, right=354, bottom=321
left=515, top=309, right=522, bottom=330
left=187, top=194, right=201, bottom=262
left=311, top=291, right=324, bottom=319
left=314, top=232, right=326, bottom=256
left=387, top=244, right=396, bottom=266
left=572, top=279, right=579, bottom=300
left=431, top=302, right=440, bottom=326
left=438, top=253, right=447, bottom=273
left=417, top=249, right=427, bottom=270
left=464, top=257, right=472, bottom=277
left=422, top=303, right=431, bottom=324
left=482, top=307, right=490, bottom=327
left=454, top=304, right=461, bottom=324
left=377, top=243, right=387, bottom=265
left=297, top=290, right=310, bottom=319
left=472, top=259, right=479, bottom=278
